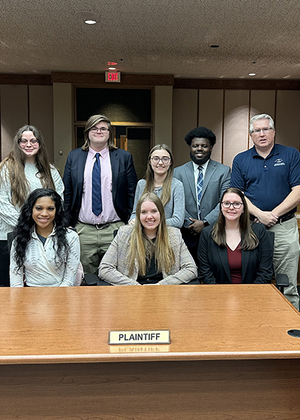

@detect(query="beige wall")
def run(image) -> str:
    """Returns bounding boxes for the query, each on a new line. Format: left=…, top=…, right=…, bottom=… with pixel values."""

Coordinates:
left=53, top=83, right=73, bottom=175
left=276, top=91, right=300, bottom=150
left=29, top=85, right=54, bottom=161
left=172, top=89, right=198, bottom=167
left=0, top=85, right=28, bottom=159
left=223, top=90, right=249, bottom=167
left=154, top=86, right=173, bottom=148
left=198, top=89, right=223, bottom=164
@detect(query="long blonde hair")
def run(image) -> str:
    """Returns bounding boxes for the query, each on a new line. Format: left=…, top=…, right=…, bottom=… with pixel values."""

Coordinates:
left=128, top=192, right=175, bottom=276
left=142, top=144, right=173, bottom=206
left=0, top=125, right=56, bottom=207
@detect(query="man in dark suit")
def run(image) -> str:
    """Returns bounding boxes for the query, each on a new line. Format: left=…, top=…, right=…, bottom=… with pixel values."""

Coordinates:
left=174, top=126, right=231, bottom=262
left=63, top=114, right=137, bottom=275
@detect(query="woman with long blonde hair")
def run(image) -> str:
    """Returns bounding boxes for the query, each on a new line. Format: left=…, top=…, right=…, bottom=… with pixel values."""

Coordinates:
left=129, top=144, right=184, bottom=228
left=99, top=193, right=197, bottom=285
left=0, top=125, right=64, bottom=286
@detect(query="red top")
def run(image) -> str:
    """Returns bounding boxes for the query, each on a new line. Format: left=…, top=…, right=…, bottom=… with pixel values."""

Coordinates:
left=226, top=244, right=242, bottom=284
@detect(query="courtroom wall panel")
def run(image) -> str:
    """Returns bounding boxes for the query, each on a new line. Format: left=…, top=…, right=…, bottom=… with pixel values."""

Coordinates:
left=0, top=85, right=28, bottom=160
left=223, top=90, right=249, bottom=168
left=154, top=86, right=173, bottom=148
left=29, top=85, right=54, bottom=162
left=250, top=90, right=276, bottom=120
left=198, top=89, right=224, bottom=163
left=172, top=89, right=198, bottom=167
left=53, top=83, right=73, bottom=175
left=276, top=90, right=300, bottom=151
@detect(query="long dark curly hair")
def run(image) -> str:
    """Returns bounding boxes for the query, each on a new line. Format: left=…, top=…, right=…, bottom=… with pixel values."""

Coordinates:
left=13, top=188, right=69, bottom=270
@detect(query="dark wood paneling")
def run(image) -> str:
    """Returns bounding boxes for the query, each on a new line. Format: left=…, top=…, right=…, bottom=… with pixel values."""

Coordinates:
left=174, top=78, right=300, bottom=90
left=0, top=74, right=52, bottom=85
left=52, top=71, right=174, bottom=86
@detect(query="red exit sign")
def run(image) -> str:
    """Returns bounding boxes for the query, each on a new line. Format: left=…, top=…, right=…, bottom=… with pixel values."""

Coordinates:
left=105, top=71, right=121, bottom=83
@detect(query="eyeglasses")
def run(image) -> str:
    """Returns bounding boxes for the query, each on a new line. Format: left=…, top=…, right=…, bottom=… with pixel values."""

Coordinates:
left=90, top=127, right=109, bottom=133
left=19, top=138, right=39, bottom=146
left=151, top=156, right=171, bottom=164
left=221, top=201, right=243, bottom=209
left=251, top=128, right=272, bottom=134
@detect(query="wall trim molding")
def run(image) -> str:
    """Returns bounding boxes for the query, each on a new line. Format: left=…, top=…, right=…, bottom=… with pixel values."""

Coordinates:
left=1, top=73, right=300, bottom=90
left=174, top=78, right=300, bottom=90
left=0, top=74, right=52, bottom=85
left=51, top=72, right=174, bottom=86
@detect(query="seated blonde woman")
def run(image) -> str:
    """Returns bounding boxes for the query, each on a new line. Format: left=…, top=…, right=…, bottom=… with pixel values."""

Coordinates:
left=99, top=193, right=197, bottom=285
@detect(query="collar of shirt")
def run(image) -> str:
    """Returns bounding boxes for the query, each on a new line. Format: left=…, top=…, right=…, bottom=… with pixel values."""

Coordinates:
left=88, top=145, right=109, bottom=159
left=32, top=225, right=56, bottom=239
left=192, top=159, right=209, bottom=177
left=252, top=144, right=278, bottom=160
left=192, top=159, right=209, bottom=195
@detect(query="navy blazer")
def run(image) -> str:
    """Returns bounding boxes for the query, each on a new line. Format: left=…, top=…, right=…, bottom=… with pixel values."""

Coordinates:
left=198, top=223, right=273, bottom=284
left=63, top=147, right=137, bottom=227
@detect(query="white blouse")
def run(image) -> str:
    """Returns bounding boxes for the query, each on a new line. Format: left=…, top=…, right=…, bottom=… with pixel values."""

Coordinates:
left=10, top=227, right=80, bottom=287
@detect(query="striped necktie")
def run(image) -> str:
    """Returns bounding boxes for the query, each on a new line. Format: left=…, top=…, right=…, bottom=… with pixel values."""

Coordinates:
left=92, top=153, right=102, bottom=216
left=197, top=166, right=203, bottom=219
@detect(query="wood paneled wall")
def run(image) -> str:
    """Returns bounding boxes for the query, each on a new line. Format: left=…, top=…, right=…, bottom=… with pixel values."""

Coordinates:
left=1, top=74, right=300, bottom=173
left=172, top=88, right=300, bottom=168
left=0, top=85, right=54, bottom=161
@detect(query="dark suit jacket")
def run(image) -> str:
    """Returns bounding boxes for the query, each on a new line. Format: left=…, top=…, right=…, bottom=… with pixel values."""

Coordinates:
left=198, top=223, right=273, bottom=284
left=174, top=159, right=231, bottom=248
left=63, top=147, right=137, bottom=227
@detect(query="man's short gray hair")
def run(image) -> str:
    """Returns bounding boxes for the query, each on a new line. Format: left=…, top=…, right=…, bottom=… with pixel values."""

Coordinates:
left=249, top=114, right=275, bottom=134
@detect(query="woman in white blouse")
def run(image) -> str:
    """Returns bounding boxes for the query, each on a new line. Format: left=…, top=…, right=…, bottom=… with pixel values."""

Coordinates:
left=0, top=125, right=64, bottom=286
left=10, top=188, right=80, bottom=287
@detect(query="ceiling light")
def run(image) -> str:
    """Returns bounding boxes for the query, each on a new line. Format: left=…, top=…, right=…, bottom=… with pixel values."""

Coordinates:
left=210, top=44, right=219, bottom=48
left=249, top=73, right=256, bottom=76
left=108, top=67, right=116, bottom=70
left=85, top=19, right=96, bottom=24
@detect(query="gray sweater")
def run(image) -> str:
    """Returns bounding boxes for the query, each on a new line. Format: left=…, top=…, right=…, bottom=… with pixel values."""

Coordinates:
left=129, top=178, right=185, bottom=228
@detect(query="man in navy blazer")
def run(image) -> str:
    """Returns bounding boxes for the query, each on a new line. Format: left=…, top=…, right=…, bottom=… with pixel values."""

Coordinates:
left=174, top=126, right=231, bottom=261
left=63, top=114, right=137, bottom=275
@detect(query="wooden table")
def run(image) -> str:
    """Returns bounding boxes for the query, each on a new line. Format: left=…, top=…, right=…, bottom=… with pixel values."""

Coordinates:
left=0, top=284, right=300, bottom=419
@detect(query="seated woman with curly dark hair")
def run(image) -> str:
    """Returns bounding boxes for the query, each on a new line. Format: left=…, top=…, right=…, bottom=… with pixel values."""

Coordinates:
left=10, top=188, right=80, bottom=287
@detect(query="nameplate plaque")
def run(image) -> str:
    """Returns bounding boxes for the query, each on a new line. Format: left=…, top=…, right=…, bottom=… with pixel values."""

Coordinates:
left=109, top=330, right=170, bottom=345
left=110, top=345, right=170, bottom=354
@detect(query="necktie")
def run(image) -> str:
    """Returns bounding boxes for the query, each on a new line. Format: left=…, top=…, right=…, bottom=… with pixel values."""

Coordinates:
left=197, top=166, right=203, bottom=219
left=92, top=153, right=102, bottom=216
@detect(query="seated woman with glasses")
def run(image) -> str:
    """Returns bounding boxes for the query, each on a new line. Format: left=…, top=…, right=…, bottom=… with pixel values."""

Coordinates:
left=10, top=188, right=80, bottom=287
left=129, top=144, right=185, bottom=228
left=198, top=187, right=273, bottom=284
left=99, top=192, right=197, bottom=285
